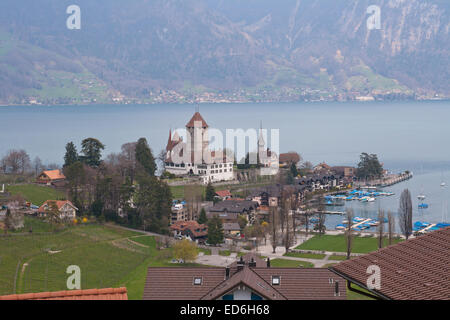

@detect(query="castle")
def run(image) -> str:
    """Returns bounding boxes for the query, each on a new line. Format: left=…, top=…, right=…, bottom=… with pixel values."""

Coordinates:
left=164, top=112, right=235, bottom=184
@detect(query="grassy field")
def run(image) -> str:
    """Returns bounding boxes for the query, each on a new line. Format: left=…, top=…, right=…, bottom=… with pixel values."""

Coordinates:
left=270, top=259, right=314, bottom=268
left=6, top=184, right=66, bottom=206
left=283, top=252, right=326, bottom=259
left=0, top=224, right=211, bottom=300
left=295, top=234, right=403, bottom=253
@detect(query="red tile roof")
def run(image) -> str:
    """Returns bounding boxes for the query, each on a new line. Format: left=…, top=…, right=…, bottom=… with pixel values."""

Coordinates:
left=0, top=287, right=128, bottom=300
left=38, top=169, right=66, bottom=181
left=330, top=227, right=450, bottom=300
left=215, top=190, right=232, bottom=198
left=38, top=200, right=77, bottom=213
left=186, top=112, right=208, bottom=128
left=170, top=220, right=208, bottom=238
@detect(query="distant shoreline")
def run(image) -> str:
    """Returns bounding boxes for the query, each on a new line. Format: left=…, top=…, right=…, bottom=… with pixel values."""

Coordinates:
left=1, top=98, right=449, bottom=108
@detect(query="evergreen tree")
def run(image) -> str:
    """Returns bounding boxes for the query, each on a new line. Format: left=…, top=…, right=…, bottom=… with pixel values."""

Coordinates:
left=197, top=208, right=208, bottom=224
left=64, top=142, right=78, bottom=167
left=207, top=216, right=224, bottom=245
left=205, top=182, right=216, bottom=201
left=135, top=138, right=157, bottom=176
left=356, top=152, right=383, bottom=179
left=290, top=162, right=298, bottom=178
left=80, top=138, right=105, bottom=167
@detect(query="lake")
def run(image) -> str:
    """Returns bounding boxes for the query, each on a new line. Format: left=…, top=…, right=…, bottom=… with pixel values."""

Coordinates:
left=1, top=100, right=449, bottom=227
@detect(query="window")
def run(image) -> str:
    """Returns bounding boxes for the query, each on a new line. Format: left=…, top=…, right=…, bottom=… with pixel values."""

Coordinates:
left=193, top=277, right=203, bottom=285
left=271, top=276, right=280, bottom=285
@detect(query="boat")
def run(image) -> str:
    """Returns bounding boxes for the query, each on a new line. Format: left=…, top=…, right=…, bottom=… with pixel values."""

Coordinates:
left=441, top=182, right=446, bottom=187
left=368, top=220, right=380, bottom=226
left=418, top=203, right=429, bottom=209
left=335, top=224, right=346, bottom=230
left=367, top=197, right=375, bottom=202
left=353, top=217, right=365, bottom=222
left=417, top=194, right=426, bottom=201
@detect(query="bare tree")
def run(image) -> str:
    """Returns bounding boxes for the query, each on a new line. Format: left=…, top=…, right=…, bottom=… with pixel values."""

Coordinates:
left=32, top=156, right=44, bottom=176
left=387, top=211, right=395, bottom=245
left=1, top=149, right=31, bottom=174
left=345, top=208, right=354, bottom=260
left=269, top=206, right=280, bottom=253
left=184, top=184, right=202, bottom=220
left=398, top=189, right=413, bottom=239
left=377, top=209, right=385, bottom=249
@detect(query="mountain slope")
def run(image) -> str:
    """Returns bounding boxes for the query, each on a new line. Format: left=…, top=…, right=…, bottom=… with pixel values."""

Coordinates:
left=0, top=0, right=448, bottom=104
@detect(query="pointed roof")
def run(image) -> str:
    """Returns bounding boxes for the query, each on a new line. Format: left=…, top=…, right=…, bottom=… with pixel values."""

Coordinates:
left=186, top=112, right=208, bottom=128
left=201, top=266, right=287, bottom=300
left=165, top=129, right=172, bottom=151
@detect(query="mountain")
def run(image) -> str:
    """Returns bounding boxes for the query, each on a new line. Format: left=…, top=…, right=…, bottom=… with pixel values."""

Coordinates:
left=0, top=0, right=448, bottom=105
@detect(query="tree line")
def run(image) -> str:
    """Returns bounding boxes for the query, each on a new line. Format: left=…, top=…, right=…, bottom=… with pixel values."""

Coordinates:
left=63, top=137, right=172, bottom=234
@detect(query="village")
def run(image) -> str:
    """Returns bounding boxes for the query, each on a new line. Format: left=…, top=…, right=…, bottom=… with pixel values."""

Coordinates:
left=0, top=111, right=448, bottom=301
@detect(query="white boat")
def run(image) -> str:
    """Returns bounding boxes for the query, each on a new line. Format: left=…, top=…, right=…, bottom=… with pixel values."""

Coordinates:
left=368, top=197, right=375, bottom=202
left=417, top=195, right=426, bottom=201
left=441, top=182, right=446, bottom=187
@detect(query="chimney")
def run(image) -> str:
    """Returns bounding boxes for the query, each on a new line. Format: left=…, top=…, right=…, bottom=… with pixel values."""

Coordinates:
left=266, top=257, right=271, bottom=268
left=237, top=256, right=245, bottom=271
left=248, top=257, right=256, bottom=268
left=334, top=280, right=340, bottom=296
left=225, top=266, right=230, bottom=279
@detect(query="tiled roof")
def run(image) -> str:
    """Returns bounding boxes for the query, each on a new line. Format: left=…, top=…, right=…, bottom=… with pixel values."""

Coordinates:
left=215, top=190, right=232, bottom=198
left=170, top=220, right=208, bottom=238
left=40, top=169, right=65, bottom=181
left=330, top=227, right=450, bottom=300
left=254, top=268, right=346, bottom=300
left=223, top=222, right=241, bottom=231
left=144, top=253, right=346, bottom=300
left=143, top=268, right=225, bottom=300
left=209, top=200, right=258, bottom=214
left=201, top=267, right=286, bottom=300
left=38, top=200, right=77, bottom=213
left=0, top=287, right=128, bottom=300
left=186, top=112, right=208, bottom=128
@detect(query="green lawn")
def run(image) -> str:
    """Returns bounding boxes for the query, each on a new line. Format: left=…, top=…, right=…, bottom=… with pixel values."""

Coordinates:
left=329, top=254, right=348, bottom=261
left=284, top=252, right=326, bottom=259
left=270, top=259, right=314, bottom=268
left=295, top=235, right=403, bottom=253
left=6, top=184, right=66, bottom=206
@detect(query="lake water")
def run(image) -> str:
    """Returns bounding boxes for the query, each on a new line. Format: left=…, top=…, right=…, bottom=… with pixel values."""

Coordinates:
left=1, top=100, right=450, bottom=227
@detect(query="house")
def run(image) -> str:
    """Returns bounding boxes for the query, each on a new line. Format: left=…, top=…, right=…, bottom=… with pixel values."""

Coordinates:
left=170, top=220, right=208, bottom=243
left=164, top=112, right=235, bottom=184
left=214, top=190, right=232, bottom=201
left=143, top=253, right=346, bottom=300
left=38, top=200, right=78, bottom=220
left=36, top=169, right=66, bottom=185
left=0, top=287, right=127, bottom=300
left=313, top=162, right=331, bottom=173
left=170, top=203, right=187, bottom=224
left=278, top=152, right=301, bottom=167
left=223, top=222, right=241, bottom=236
left=207, top=200, right=258, bottom=225
left=331, top=166, right=356, bottom=178
left=329, top=227, right=450, bottom=300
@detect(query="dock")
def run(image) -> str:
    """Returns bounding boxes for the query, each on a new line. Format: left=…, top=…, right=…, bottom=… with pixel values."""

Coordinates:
left=418, top=223, right=436, bottom=234
left=350, top=218, right=372, bottom=230
left=298, top=210, right=344, bottom=216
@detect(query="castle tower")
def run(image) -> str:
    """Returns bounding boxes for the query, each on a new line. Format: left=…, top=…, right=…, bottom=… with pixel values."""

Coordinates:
left=186, top=111, right=208, bottom=164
